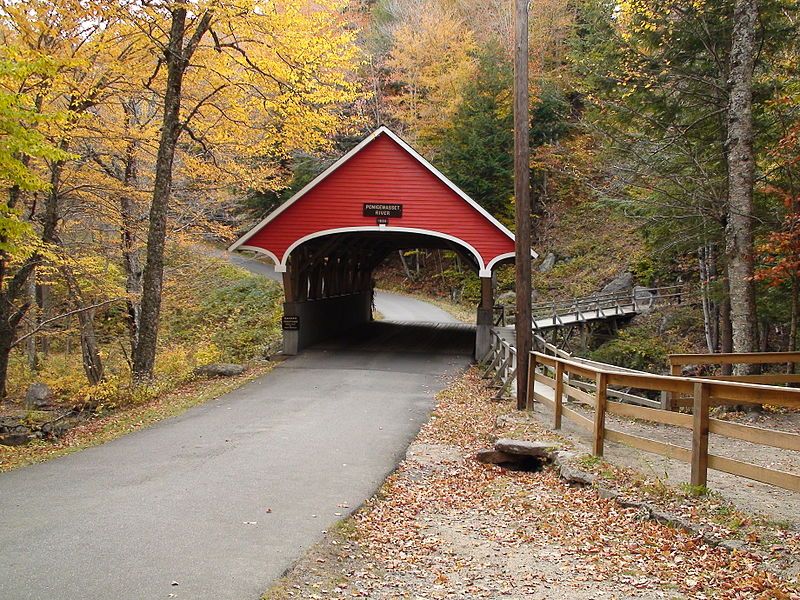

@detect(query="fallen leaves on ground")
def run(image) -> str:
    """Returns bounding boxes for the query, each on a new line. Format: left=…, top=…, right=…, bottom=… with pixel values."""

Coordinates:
left=266, top=369, right=800, bottom=600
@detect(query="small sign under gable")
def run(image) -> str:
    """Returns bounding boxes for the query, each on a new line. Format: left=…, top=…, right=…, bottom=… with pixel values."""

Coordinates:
left=363, top=203, right=403, bottom=218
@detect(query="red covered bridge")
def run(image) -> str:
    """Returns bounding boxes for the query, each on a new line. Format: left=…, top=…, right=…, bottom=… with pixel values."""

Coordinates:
left=229, top=126, right=533, bottom=357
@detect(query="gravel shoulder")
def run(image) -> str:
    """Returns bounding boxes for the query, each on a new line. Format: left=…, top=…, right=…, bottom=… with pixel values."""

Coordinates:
left=530, top=381, right=800, bottom=528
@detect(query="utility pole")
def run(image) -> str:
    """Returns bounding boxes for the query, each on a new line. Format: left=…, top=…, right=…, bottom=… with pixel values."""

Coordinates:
left=514, top=0, right=532, bottom=410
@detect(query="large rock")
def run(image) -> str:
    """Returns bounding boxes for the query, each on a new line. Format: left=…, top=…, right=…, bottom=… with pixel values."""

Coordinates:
left=495, top=290, right=539, bottom=309
left=495, top=291, right=516, bottom=307
left=494, top=438, right=559, bottom=459
left=600, top=272, right=634, bottom=294
left=193, top=363, right=245, bottom=378
left=0, top=432, right=33, bottom=446
left=633, top=285, right=656, bottom=310
left=560, top=464, right=596, bottom=486
left=538, top=252, right=557, bottom=273
left=25, top=382, right=53, bottom=409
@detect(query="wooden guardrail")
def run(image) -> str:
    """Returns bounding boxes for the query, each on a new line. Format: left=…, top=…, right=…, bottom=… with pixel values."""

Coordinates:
left=480, top=328, right=663, bottom=409
left=526, top=351, right=800, bottom=492
left=666, top=351, right=800, bottom=409
left=669, top=352, right=800, bottom=383
left=481, top=329, right=518, bottom=399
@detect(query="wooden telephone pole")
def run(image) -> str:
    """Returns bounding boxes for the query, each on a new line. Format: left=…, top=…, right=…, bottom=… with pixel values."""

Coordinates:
left=514, top=0, right=532, bottom=409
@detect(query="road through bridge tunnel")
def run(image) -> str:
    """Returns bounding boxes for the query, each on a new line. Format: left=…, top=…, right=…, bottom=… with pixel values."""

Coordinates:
left=229, top=127, right=534, bottom=358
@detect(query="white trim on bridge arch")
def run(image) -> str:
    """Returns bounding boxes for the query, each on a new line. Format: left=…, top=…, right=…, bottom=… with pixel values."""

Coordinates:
left=485, top=252, right=518, bottom=273
left=236, top=245, right=281, bottom=268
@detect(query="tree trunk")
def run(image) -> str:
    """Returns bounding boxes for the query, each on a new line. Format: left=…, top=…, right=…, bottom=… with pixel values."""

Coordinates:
left=790, top=275, right=798, bottom=375
left=133, top=7, right=212, bottom=380
left=120, top=141, right=143, bottom=353
left=133, top=8, right=189, bottom=379
left=720, top=276, right=734, bottom=376
left=398, top=250, right=413, bottom=280
left=62, top=268, right=104, bottom=385
left=77, top=308, right=103, bottom=385
left=0, top=324, right=14, bottom=400
left=698, top=245, right=718, bottom=353
left=0, top=174, right=36, bottom=397
left=725, top=0, right=759, bottom=375
left=0, top=289, right=32, bottom=398
left=26, top=275, right=38, bottom=371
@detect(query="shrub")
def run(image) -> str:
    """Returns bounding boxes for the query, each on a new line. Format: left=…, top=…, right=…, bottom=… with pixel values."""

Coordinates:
left=590, top=327, right=670, bottom=372
left=161, top=252, right=283, bottom=363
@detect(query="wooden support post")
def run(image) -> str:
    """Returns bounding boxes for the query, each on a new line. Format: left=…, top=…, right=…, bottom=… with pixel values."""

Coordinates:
left=526, top=352, right=537, bottom=411
left=663, top=361, right=681, bottom=410
left=514, top=0, right=532, bottom=410
left=481, top=335, right=500, bottom=374
left=554, top=360, right=564, bottom=429
left=592, top=371, right=608, bottom=456
left=691, top=382, right=710, bottom=487
left=476, top=276, right=494, bottom=361
left=481, top=276, right=493, bottom=310
left=282, top=270, right=295, bottom=303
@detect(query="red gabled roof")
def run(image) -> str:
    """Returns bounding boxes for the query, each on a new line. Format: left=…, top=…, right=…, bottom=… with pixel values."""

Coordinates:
left=229, top=127, right=527, bottom=276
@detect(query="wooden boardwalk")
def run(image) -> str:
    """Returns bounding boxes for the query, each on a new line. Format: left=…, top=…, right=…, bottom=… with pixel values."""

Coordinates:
left=493, top=286, right=684, bottom=356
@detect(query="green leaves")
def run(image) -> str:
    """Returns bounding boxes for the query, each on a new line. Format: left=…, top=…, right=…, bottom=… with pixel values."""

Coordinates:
left=0, top=55, right=72, bottom=193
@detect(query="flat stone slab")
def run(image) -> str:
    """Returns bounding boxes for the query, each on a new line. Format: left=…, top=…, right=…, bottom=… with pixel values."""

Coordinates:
left=560, top=464, right=596, bottom=486
left=494, top=438, right=559, bottom=458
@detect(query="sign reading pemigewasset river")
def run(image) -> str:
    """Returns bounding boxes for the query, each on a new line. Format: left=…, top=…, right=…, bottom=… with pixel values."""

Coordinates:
left=363, top=203, right=403, bottom=218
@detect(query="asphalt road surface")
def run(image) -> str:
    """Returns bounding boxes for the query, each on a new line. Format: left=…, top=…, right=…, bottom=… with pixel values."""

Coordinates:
left=0, top=250, right=473, bottom=600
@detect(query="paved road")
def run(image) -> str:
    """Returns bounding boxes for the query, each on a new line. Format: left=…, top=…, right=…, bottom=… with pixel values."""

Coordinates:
left=0, top=251, right=473, bottom=600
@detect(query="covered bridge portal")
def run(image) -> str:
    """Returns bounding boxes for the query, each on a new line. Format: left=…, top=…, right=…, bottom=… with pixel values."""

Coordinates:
left=230, top=127, right=530, bottom=359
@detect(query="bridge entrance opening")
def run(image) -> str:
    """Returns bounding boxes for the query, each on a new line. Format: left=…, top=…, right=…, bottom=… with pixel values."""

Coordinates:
left=229, top=127, right=535, bottom=358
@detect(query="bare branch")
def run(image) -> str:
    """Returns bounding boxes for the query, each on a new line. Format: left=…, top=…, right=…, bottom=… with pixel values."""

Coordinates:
left=13, top=298, right=123, bottom=347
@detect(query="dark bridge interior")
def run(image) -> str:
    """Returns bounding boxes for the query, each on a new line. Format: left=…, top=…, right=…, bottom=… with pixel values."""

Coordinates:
left=283, top=230, right=481, bottom=305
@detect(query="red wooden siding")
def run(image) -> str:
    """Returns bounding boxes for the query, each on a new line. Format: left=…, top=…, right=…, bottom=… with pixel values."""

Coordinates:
left=243, top=132, right=515, bottom=268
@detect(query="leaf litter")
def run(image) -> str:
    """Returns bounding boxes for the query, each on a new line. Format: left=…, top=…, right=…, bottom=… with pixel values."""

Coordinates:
left=263, top=369, right=799, bottom=599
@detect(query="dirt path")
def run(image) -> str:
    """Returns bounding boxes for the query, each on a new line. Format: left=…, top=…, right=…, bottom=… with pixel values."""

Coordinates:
left=529, top=380, right=800, bottom=527
left=265, top=371, right=799, bottom=599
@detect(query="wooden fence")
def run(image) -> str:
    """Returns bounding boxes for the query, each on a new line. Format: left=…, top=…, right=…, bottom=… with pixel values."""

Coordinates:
left=481, top=329, right=518, bottom=399
left=665, top=351, right=800, bottom=409
left=527, top=351, right=800, bottom=492
left=482, top=329, right=663, bottom=408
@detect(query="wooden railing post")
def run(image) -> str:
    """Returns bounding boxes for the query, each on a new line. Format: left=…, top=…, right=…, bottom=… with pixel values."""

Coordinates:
left=554, top=360, right=564, bottom=429
left=691, top=382, right=710, bottom=487
left=663, top=360, right=681, bottom=410
left=593, top=371, right=608, bottom=456
left=526, top=352, right=537, bottom=411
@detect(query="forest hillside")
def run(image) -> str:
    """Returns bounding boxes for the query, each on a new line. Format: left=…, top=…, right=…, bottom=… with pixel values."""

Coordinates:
left=0, top=0, right=798, bottom=421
